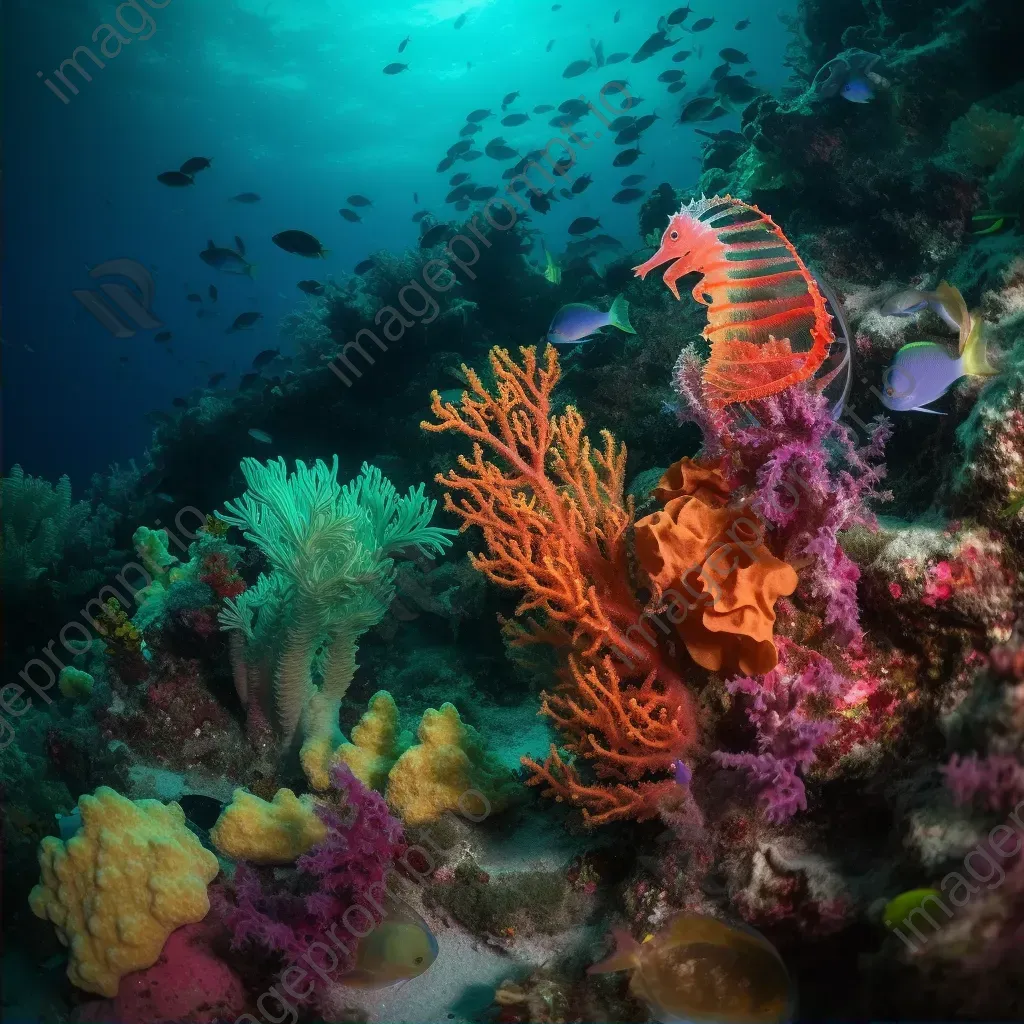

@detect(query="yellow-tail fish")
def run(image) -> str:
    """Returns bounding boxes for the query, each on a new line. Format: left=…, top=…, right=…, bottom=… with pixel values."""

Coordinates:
left=543, top=248, right=562, bottom=284
left=880, top=283, right=998, bottom=414
left=588, top=913, right=795, bottom=1024
left=340, top=898, right=438, bottom=989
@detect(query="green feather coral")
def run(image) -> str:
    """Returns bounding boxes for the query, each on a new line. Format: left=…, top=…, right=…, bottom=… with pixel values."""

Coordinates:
left=216, top=457, right=456, bottom=752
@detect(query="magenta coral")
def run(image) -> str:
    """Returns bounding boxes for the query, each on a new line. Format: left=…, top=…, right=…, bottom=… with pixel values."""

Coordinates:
left=943, top=753, right=1024, bottom=812
left=213, top=763, right=405, bottom=985
left=673, top=346, right=892, bottom=644
left=714, top=640, right=848, bottom=822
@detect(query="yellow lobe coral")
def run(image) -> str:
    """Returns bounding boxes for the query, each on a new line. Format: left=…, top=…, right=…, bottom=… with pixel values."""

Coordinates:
left=299, top=691, right=346, bottom=792
left=209, top=788, right=327, bottom=864
left=334, top=690, right=411, bottom=792
left=387, top=702, right=518, bottom=827
left=28, top=787, right=219, bottom=997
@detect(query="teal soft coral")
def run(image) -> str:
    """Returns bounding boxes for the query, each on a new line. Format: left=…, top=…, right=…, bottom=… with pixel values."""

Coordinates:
left=215, top=457, right=456, bottom=759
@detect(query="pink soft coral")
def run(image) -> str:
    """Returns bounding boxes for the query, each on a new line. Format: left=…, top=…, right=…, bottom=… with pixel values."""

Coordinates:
left=673, top=346, right=892, bottom=645
left=212, top=764, right=405, bottom=985
left=714, top=639, right=848, bottom=822
left=943, top=753, right=1024, bottom=812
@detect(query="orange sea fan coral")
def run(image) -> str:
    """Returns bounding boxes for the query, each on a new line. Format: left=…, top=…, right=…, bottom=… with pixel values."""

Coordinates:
left=635, top=459, right=798, bottom=677
left=422, top=345, right=698, bottom=823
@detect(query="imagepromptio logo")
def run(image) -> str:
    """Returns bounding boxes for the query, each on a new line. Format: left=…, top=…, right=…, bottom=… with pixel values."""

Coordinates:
left=37, top=0, right=172, bottom=105
left=72, top=259, right=163, bottom=338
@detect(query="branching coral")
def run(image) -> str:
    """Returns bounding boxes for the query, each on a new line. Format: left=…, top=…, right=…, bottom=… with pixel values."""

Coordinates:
left=422, top=345, right=698, bottom=824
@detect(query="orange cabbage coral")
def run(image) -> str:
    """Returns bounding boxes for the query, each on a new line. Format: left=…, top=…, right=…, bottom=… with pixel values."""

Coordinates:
left=635, top=458, right=798, bottom=677
left=422, top=346, right=697, bottom=825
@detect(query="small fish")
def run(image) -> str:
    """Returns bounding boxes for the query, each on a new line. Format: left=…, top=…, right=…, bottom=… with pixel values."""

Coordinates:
left=529, top=188, right=555, bottom=214
left=534, top=104, right=554, bottom=113
left=880, top=285, right=998, bottom=414
left=673, top=760, right=692, bottom=786
left=559, top=98, right=590, bottom=115
left=486, top=138, right=519, bottom=160
left=339, top=208, right=362, bottom=222
left=605, top=52, right=630, bottom=64
left=180, top=156, right=212, bottom=174
left=589, top=914, right=794, bottom=1024
left=383, top=62, right=409, bottom=76
left=436, top=156, right=455, bottom=172
left=571, top=173, right=593, bottom=194
left=228, top=312, right=264, bottom=333
left=340, top=897, right=438, bottom=989
left=472, top=185, right=498, bottom=200
left=612, top=146, right=642, bottom=166
left=454, top=12, right=467, bottom=28
left=658, top=69, right=684, bottom=83
left=459, top=123, right=482, bottom=137
left=720, top=48, right=749, bottom=63
left=621, top=173, right=645, bottom=185
left=157, top=170, right=194, bottom=187
left=569, top=216, right=601, bottom=235
left=691, top=16, right=715, bottom=31
left=235, top=235, right=246, bottom=256
left=608, top=115, right=635, bottom=130
left=563, top=59, right=592, bottom=78
left=179, top=794, right=226, bottom=831
left=200, top=240, right=255, bottom=277
left=672, top=50, right=692, bottom=62
left=298, top=279, right=325, bottom=295
left=420, top=223, right=450, bottom=248
left=667, top=81, right=686, bottom=93
left=632, top=30, right=672, bottom=62
left=679, top=96, right=718, bottom=122
left=248, top=428, right=273, bottom=443
left=841, top=76, right=873, bottom=103
left=502, top=112, right=530, bottom=127
left=880, top=286, right=961, bottom=332
left=543, top=248, right=562, bottom=284
left=591, top=38, right=605, bottom=67
left=154, top=330, right=172, bottom=342
left=273, top=230, right=328, bottom=257
left=999, top=490, right=1024, bottom=519
left=398, top=35, right=410, bottom=52
left=348, top=194, right=373, bottom=207
left=208, top=372, right=227, bottom=386
left=230, top=192, right=261, bottom=203
left=413, top=192, right=419, bottom=203
left=462, top=150, right=483, bottom=161
left=252, top=347, right=279, bottom=368
left=354, top=259, right=376, bottom=275
left=666, top=5, right=692, bottom=24
left=450, top=172, right=471, bottom=184
left=613, top=9, right=620, bottom=21
left=467, top=108, right=492, bottom=122
left=716, top=75, right=759, bottom=104
left=454, top=200, right=470, bottom=211
left=208, top=285, right=218, bottom=301
left=187, top=292, right=203, bottom=302
left=450, top=139, right=473, bottom=155
left=546, top=39, right=555, bottom=52
left=547, top=295, right=634, bottom=344
left=612, top=188, right=644, bottom=203
left=501, top=91, right=519, bottom=109
left=694, top=127, right=745, bottom=143
left=970, top=211, right=1018, bottom=236
left=551, top=2, right=561, bottom=8
left=736, top=18, right=751, bottom=29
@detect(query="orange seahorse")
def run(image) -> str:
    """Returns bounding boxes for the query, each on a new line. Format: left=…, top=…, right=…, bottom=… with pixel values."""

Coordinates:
left=634, top=195, right=833, bottom=408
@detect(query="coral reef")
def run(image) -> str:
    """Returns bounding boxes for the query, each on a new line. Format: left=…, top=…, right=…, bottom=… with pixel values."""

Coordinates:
left=210, top=788, right=327, bottom=864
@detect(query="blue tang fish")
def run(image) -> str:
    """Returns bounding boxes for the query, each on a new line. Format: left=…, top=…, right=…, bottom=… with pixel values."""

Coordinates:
left=841, top=75, right=874, bottom=103
left=547, top=294, right=635, bottom=344
left=880, top=283, right=997, bottom=414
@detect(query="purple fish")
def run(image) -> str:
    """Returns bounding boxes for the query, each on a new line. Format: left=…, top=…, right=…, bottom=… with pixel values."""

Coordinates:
left=546, top=295, right=635, bottom=344
left=673, top=760, right=692, bottom=786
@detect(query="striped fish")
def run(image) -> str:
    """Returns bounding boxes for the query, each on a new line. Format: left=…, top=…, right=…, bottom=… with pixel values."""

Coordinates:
left=634, top=195, right=833, bottom=408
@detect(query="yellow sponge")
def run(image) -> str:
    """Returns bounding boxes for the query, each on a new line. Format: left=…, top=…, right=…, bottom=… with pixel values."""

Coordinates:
left=386, top=702, right=519, bottom=826
left=334, top=690, right=411, bottom=792
left=209, top=788, right=327, bottom=864
left=28, top=787, right=219, bottom=997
